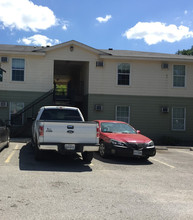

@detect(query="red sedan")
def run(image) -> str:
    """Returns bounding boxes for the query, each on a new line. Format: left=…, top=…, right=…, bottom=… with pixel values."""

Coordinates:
left=95, top=120, right=156, bottom=160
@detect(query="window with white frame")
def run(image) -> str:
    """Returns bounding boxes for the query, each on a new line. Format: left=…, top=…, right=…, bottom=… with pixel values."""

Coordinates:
left=172, top=107, right=186, bottom=131
left=116, top=106, right=130, bottom=123
left=173, top=65, right=185, bottom=87
left=10, top=102, right=24, bottom=125
left=12, top=58, right=25, bottom=81
left=117, top=63, right=130, bottom=85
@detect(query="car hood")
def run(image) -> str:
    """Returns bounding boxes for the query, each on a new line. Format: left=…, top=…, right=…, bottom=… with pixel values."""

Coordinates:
left=103, top=133, right=151, bottom=143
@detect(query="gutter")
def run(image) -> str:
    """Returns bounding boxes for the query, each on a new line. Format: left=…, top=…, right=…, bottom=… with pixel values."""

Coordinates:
left=99, top=55, right=193, bottom=62
left=0, top=51, right=45, bottom=56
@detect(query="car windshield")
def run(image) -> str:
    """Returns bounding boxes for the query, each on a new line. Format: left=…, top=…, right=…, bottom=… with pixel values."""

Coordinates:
left=101, top=122, right=137, bottom=134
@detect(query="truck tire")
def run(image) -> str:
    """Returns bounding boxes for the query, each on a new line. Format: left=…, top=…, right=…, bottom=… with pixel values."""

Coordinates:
left=82, top=152, right=93, bottom=164
left=34, top=143, right=43, bottom=161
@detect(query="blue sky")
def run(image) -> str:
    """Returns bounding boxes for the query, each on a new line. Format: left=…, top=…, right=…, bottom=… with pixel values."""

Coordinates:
left=0, top=0, right=193, bottom=54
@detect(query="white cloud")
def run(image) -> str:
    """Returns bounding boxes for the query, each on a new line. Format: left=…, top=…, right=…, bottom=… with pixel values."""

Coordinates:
left=18, top=34, right=60, bottom=46
left=0, top=0, right=58, bottom=31
left=184, top=10, right=188, bottom=15
left=96, top=15, right=112, bottom=23
left=62, top=25, right=68, bottom=31
left=123, top=22, right=193, bottom=45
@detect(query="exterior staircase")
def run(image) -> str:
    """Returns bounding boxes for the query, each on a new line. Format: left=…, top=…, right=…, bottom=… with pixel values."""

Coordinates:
left=10, top=86, right=82, bottom=137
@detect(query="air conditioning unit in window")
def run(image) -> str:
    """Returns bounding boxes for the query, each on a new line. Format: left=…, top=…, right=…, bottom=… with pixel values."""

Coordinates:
left=0, top=101, right=8, bottom=107
left=96, top=61, right=104, bottom=67
left=162, top=106, right=169, bottom=113
left=161, top=63, right=169, bottom=69
left=95, top=104, right=103, bottom=111
left=1, top=57, right=8, bottom=63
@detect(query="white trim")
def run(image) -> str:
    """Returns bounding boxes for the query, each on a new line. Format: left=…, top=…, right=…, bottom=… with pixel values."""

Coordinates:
left=172, top=64, right=186, bottom=88
left=116, top=63, right=131, bottom=86
left=11, top=58, right=25, bottom=82
left=171, top=107, right=186, bottom=131
left=115, top=105, right=130, bottom=123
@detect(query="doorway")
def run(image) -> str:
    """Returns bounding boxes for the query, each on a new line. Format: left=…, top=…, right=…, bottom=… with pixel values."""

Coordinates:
left=54, top=60, right=89, bottom=116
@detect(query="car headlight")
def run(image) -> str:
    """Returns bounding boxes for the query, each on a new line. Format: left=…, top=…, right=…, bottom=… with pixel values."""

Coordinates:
left=146, top=141, right=154, bottom=148
left=111, top=139, right=126, bottom=146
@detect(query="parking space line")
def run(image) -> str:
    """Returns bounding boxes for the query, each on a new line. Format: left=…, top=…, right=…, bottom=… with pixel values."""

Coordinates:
left=151, top=158, right=175, bottom=169
left=175, top=150, right=193, bottom=156
left=5, top=144, right=20, bottom=163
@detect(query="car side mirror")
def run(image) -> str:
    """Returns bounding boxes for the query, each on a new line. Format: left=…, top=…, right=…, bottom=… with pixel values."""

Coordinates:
left=137, top=130, right=141, bottom=134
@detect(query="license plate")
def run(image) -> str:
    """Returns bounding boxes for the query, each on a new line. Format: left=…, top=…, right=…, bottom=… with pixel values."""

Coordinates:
left=65, top=144, right=75, bottom=150
left=133, top=150, right=142, bottom=156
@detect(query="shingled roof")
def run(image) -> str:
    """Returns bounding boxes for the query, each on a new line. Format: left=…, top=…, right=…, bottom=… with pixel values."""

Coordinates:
left=0, top=40, right=193, bottom=62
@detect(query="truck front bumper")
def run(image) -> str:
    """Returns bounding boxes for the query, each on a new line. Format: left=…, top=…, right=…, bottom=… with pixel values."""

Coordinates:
left=38, top=143, right=99, bottom=152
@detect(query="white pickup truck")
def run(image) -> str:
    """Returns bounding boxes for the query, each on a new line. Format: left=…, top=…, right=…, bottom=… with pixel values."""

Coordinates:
left=31, top=106, right=99, bottom=163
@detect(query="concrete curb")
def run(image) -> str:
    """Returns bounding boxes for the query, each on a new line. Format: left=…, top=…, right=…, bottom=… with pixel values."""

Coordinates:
left=10, top=138, right=31, bottom=143
left=156, top=146, right=168, bottom=150
left=156, top=145, right=193, bottom=150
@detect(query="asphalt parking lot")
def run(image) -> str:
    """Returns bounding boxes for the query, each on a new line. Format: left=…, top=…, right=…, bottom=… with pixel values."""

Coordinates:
left=0, top=140, right=193, bottom=220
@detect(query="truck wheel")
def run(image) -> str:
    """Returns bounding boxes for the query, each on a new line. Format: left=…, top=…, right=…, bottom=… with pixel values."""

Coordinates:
left=99, top=141, right=108, bottom=158
left=82, top=152, right=93, bottom=164
left=34, top=143, right=43, bottom=161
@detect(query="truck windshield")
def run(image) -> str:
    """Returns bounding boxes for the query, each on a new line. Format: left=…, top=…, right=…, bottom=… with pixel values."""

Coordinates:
left=40, top=109, right=83, bottom=121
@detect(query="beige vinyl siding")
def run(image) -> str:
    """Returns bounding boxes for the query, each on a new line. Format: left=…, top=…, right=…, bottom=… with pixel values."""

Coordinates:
left=89, top=59, right=193, bottom=98
left=2, top=44, right=193, bottom=98
left=45, top=44, right=99, bottom=61
left=0, top=55, right=53, bottom=92
left=87, top=94, right=193, bottom=144
left=0, top=44, right=99, bottom=93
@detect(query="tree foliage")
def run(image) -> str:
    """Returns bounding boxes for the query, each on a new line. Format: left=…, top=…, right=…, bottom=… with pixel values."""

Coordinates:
left=176, top=46, right=193, bottom=55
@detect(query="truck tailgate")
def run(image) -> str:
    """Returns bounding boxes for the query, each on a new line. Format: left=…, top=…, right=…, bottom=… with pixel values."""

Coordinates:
left=42, top=121, right=98, bottom=144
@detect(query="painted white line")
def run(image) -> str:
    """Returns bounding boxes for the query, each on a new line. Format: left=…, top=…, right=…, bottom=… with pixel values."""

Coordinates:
left=175, top=150, right=193, bottom=156
left=151, top=158, right=175, bottom=169
left=5, top=144, right=20, bottom=163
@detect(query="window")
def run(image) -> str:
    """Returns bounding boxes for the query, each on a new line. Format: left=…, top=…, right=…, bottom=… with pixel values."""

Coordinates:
left=12, top=58, right=25, bottom=81
left=0, top=69, right=2, bottom=82
left=117, top=63, right=130, bottom=85
left=116, top=106, right=130, bottom=123
left=173, top=65, right=185, bottom=87
left=40, top=109, right=82, bottom=121
left=172, top=107, right=186, bottom=131
left=10, top=102, right=24, bottom=125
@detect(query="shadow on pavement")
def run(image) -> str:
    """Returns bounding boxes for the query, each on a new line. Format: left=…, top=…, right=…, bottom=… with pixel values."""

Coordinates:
left=19, top=143, right=92, bottom=172
left=94, top=152, right=153, bottom=166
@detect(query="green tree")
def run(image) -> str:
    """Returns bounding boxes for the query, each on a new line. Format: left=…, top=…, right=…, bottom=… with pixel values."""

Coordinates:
left=176, top=46, right=193, bottom=55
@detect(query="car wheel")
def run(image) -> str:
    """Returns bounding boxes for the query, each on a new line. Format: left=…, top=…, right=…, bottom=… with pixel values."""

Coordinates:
left=99, top=141, right=108, bottom=158
left=82, top=152, right=93, bottom=164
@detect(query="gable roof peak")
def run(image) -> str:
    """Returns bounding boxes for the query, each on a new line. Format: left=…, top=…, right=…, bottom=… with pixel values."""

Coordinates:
left=41, top=40, right=109, bottom=55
